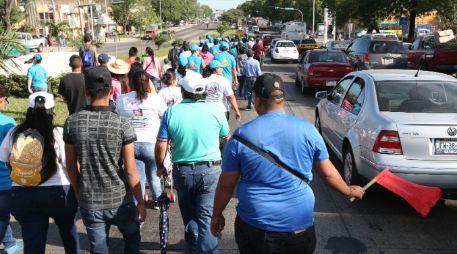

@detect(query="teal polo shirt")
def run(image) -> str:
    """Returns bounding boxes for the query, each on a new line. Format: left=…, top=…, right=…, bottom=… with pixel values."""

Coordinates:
left=187, top=54, right=203, bottom=74
left=157, top=99, right=230, bottom=163
left=27, top=63, right=48, bottom=89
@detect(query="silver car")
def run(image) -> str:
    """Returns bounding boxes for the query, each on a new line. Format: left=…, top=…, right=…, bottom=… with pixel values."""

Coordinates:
left=315, top=69, right=457, bottom=192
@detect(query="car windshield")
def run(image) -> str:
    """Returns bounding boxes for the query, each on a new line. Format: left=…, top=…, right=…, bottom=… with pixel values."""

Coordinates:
left=331, top=41, right=351, bottom=48
left=369, top=41, right=405, bottom=54
left=376, top=81, right=457, bottom=113
left=276, top=42, right=295, bottom=47
left=301, top=39, right=316, bottom=44
left=309, top=51, right=348, bottom=63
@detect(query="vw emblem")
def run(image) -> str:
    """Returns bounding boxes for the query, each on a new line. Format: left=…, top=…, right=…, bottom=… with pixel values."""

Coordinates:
left=447, top=127, right=457, bottom=136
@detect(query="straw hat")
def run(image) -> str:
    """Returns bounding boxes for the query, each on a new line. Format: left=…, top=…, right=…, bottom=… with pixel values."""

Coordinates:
left=108, top=59, right=131, bottom=74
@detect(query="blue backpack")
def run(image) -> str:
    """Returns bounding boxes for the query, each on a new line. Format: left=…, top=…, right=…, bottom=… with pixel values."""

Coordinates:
left=82, top=47, right=94, bottom=67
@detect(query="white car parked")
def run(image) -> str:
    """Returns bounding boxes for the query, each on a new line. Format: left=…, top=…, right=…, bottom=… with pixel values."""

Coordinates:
left=270, top=40, right=299, bottom=63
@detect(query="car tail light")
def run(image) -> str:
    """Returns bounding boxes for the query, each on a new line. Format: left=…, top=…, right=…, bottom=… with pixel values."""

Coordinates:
left=363, top=53, right=369, bottom=63
left=345, top=66, right=353, bottom=71
left=275, top=48, right=279, bottom=53
left=373, top=130, right=403, bottom=155
left=307, top=66, right=314, bottom=76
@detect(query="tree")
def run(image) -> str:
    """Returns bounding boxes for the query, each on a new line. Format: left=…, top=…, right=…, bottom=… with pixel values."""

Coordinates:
left=216, top=23, right=229, bottom=37
left=0, top=31, right=24, bottom=72
left=131, top=0, right=160, bottom=29
left=154, top=34, right=167, bottom=50
left=110, top=0, right=136, bottom=32
left=110, top=0, right=159, bottom=32
left=201, top=5, right=213, bottom=18
left=0, top=0, right=14, bottom=31
left=220, top=9, right=243, bottom=25
left=48, top=21, right=70, bottom=37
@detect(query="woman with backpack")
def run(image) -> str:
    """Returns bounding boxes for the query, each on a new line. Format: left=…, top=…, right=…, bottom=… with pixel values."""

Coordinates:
left=116, top=71, right=167, bottom=209
left=79, top=34, right=98, bottom=70
left=0, top=92, right=79, bottom=253
left=143, top=47, right=162, bottom=90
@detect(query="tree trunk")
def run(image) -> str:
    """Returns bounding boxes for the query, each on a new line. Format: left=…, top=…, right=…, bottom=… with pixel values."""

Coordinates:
left=2, top=0, right=14, bottom=31
left=407, top=0, right=418, bottom=42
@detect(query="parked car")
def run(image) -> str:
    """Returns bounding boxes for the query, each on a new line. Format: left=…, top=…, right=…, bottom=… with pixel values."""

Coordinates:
left=15, top=32, right=45, bottom=52
left=297, top=38, right=319, bottom=53
left=295, top=49, right=353, bottom=94
left=142, top=25, right=160, bottom=40
left=270, top=40, right=299, bottom=63
left=325, top=40, right=352, bottom=51
left=263, top=34, right=281, bottom=47
left=407, top=35, right=457, bottom=74
left=252, top=25, right=260, bottom=33
left=345, top=37, right=407, bottom=70
left=314, top=69, right=457, bottom=192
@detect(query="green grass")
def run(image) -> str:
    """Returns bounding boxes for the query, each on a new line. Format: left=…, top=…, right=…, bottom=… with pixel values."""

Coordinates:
left=208, top=29, right=237, bottom=38
left=116, top=45, right=171, bottom=60
left=4, top=97, right=69, bottom=127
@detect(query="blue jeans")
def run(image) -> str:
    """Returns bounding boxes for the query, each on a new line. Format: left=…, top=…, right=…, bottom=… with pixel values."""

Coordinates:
left=32, top=86, right=47, bottom=92
left=0, top=190, right=15, bottom=248
left=237, top=76, right=245, bottom=97
left=11, top=185, right=79, bottom=254
left=173, top=163, right=221, bottom=254
left=134, top=142, right=161, bottom=200
left=244, top=77, right=256, bottom=108
left=80, top=203, right=140, bottom=254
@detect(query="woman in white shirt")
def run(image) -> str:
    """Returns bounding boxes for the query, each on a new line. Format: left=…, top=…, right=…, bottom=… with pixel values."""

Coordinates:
left=0, top=92, right=79, bottom=253
left=116, top=71, right=167, bottom=209
left=159, top=68, right=182, bottom=107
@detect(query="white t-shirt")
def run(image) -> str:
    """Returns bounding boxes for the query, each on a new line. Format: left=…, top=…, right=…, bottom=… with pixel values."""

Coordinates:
left=205, top=74, right=234, bottom=113
left=0, top=127, right=70, bottom=187
left=158, top=86, right=183, bottom=107
left=116, top=91, right=167, bottom=143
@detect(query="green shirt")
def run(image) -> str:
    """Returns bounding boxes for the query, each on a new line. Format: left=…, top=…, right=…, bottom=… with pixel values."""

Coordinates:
left=157, top=99, right=230, bottom=163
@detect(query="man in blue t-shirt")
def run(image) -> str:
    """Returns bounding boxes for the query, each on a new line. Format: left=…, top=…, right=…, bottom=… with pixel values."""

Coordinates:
left=210, top=74, right=364, bottom=254
left=187, top=44, right=204, bottom=74
left=214, top=42, right=237, bottom=86
left=26, top=54, right=48, bottom=93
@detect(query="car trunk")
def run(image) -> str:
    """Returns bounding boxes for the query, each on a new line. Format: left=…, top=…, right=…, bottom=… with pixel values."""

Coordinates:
left=383, top=112, right=457, bottom=160
left=311, top=63, right=352, bottom=79
left=434, top=49, right=457, bottom=65
left=369, top=53, right=407, bottom=68
left=277, top=46, right=297, bottom=55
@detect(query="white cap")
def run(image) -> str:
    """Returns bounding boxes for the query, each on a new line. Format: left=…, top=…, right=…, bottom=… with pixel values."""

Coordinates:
left=28, top=92, right=55, bottom=109
left=178, top=71, right=206, bottom=94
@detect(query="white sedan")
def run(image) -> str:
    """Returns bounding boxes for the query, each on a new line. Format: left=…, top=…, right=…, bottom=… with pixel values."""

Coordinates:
left=271, top=40, right=299, bottom=63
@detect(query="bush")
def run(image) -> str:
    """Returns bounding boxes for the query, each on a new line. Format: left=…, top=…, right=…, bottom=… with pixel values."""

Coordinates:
left=0, top=74, right=62, bottom=98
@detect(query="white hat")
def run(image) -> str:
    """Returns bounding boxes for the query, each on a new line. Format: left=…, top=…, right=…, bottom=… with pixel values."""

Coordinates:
left=178, top=71, right=206, bottom=94
left=28, top=92, right=55, bottom=109
left=107, top=59, right=131, bottom=75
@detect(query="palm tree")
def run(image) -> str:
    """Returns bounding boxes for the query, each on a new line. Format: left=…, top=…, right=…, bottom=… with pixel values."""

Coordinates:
left=0, top=31, right=24, bottom=72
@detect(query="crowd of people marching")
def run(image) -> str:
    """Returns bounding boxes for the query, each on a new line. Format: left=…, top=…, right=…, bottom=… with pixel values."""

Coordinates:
left=0, top=32, right=365, bottom=254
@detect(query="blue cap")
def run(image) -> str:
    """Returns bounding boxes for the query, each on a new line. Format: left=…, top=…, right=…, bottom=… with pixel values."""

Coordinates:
left=178, top=56, right=188, bottom=66
left=98, top=53, right=110, bottom=63
left=209, top=60, right=222, bottom=69
left=233, top=42, right=238, bottom=46
left=217, top=37, right=222, bottom=41
left=33, top=54, right=42, bottom=61
left=220, top=42, right=229, bottom=50
left=204, top=40, right=209, bottom=45
left=191, top=44, right=199, bottom=51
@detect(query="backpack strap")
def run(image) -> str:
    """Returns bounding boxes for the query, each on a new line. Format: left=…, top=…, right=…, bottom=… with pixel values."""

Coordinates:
left=233, top=134, right=309, bottom=184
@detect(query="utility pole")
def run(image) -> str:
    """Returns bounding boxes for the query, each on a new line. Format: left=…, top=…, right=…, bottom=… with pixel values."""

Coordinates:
left=89, top=5, right=95, bottom=39
left=160, top=0, right=162, bottom=22
left=312, top=0, right=315, bottom=35
left=324, top=8, right=328, bottom=44
left=78, top=0, right=84, bottom=35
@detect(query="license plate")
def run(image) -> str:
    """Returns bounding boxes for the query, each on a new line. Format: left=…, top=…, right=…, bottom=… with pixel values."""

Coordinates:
left=383, top=58, right=394, bottom=65
left=434, top=139, right=457, bottom=154
left=326, top=80, right=337, bottom=87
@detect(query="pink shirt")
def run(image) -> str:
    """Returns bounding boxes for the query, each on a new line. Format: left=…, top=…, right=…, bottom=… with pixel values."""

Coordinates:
left=143, top=56, right=161, bottom=79
left=111, top=78, right=122, bottom=102
left=200, top=51, right=214, bottom=66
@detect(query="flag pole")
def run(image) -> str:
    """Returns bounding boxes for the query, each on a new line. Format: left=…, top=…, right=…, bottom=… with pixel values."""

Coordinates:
left=349, top=177, right=377, bottom=202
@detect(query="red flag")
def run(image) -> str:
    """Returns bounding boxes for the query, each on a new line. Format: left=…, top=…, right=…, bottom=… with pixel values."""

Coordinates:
left=375, top=169, right=443, bottom=217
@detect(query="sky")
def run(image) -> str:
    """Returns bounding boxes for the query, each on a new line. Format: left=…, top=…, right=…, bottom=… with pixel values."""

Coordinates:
left=198, top=0, right=246, bottom=10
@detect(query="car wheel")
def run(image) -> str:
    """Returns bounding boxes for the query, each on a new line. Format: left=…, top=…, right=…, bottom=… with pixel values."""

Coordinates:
left=343, top=146, right=359, bottom=185
left=301, top=79, right=309, bottom=95
left=295, top=75, right=300, bottom=86
left=271, top=56, right=276, bottom=63
left=315, top=112, right=322, bottom=134
left=38, top=44, right=43, bottom=52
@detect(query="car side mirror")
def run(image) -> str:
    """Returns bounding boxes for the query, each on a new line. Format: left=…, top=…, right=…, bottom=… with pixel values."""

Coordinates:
left=315, top=91, right=328, bottom=100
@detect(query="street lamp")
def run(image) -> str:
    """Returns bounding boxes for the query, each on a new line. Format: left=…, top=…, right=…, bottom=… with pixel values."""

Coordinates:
left=274, top=6, right=303, bottom=23
left=312, top=0, right=315, bottom=35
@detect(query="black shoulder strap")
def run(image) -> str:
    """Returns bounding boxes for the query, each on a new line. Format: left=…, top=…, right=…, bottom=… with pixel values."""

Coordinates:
left=233, top=134, right=309, bottom=184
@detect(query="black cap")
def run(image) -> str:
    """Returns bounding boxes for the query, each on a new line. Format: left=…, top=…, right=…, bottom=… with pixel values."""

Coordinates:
left=0, top=84, right=10, bottom=98
left=253, top=73, right=285, bottom=99
left=85, top=67, right=112, bottom=90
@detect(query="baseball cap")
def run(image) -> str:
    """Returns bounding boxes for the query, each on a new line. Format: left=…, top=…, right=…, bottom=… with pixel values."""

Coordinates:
left=0, top=85, right=10, bottom=98
left=178, top=56, right=188, bottom=66
left=209, top=60, right=222, bottom=69
left=178, top=71, right=206, bottom=95
left=191, top=44, right=199, bottom=51
left=220, top=42, right=229, bottom=49
left=33, top=54, right=42, bottom=61
left=28, top=92, right=55, bottom=109
left=253, top=73, right=285, bottom=99
left=98, top=53, right=110, bottom=63
left=85, top=66, right=112, bottom=91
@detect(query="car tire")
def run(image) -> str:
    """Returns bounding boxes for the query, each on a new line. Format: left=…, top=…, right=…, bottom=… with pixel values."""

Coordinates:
left=301, top=79, right=310, bottom=95
left=315, top=112, right=322, bottom=134
left=343, top=145, right=360, bottom=185
left=295, top=75, right=300, bottom=86
left=38, top=44, right=43, bottom=52
left=271, top=56, right=276, bottom=63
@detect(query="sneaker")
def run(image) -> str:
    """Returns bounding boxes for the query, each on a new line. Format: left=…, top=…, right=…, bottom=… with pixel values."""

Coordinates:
left=245, top=106, right=253, bottom=110
left=3, top=241, right=24, bottom=254
left=153, top=200, right=159, bottom=210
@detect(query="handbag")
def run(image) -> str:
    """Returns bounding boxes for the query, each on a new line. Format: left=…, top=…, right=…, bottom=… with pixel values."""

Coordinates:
left=233, top=134, right=309, bottom=184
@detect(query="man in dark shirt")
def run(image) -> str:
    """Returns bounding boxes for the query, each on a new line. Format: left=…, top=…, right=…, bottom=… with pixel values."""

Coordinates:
left=58, top=55, right=86, bottom=115
left=252, top=38, right=265, bottom=67
left=64, top=67, right=146, bottom=253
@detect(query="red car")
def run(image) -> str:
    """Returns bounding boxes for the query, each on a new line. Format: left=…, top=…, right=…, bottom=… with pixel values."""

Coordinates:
left=263, top=35, right=280, bottom=47
left=295, top=49, right=353, bottom=94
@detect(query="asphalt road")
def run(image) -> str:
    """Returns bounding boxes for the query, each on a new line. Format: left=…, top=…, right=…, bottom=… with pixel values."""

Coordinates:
left=99, top=23, right=217, bottom=57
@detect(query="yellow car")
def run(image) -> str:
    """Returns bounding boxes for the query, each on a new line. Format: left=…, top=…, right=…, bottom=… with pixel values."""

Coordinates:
left=298, top=38, right=319, bottom=52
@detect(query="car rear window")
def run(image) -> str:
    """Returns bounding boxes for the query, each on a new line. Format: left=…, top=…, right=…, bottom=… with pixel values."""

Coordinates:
left=369, top=41, right=405, bottom=54
left=309, top=51, right=348, bottom=63
left=276, top=42, right=296, bottom=47
left=301, top=39, right=316, bottom=44
left=376, top=81, right=457, bottom=113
